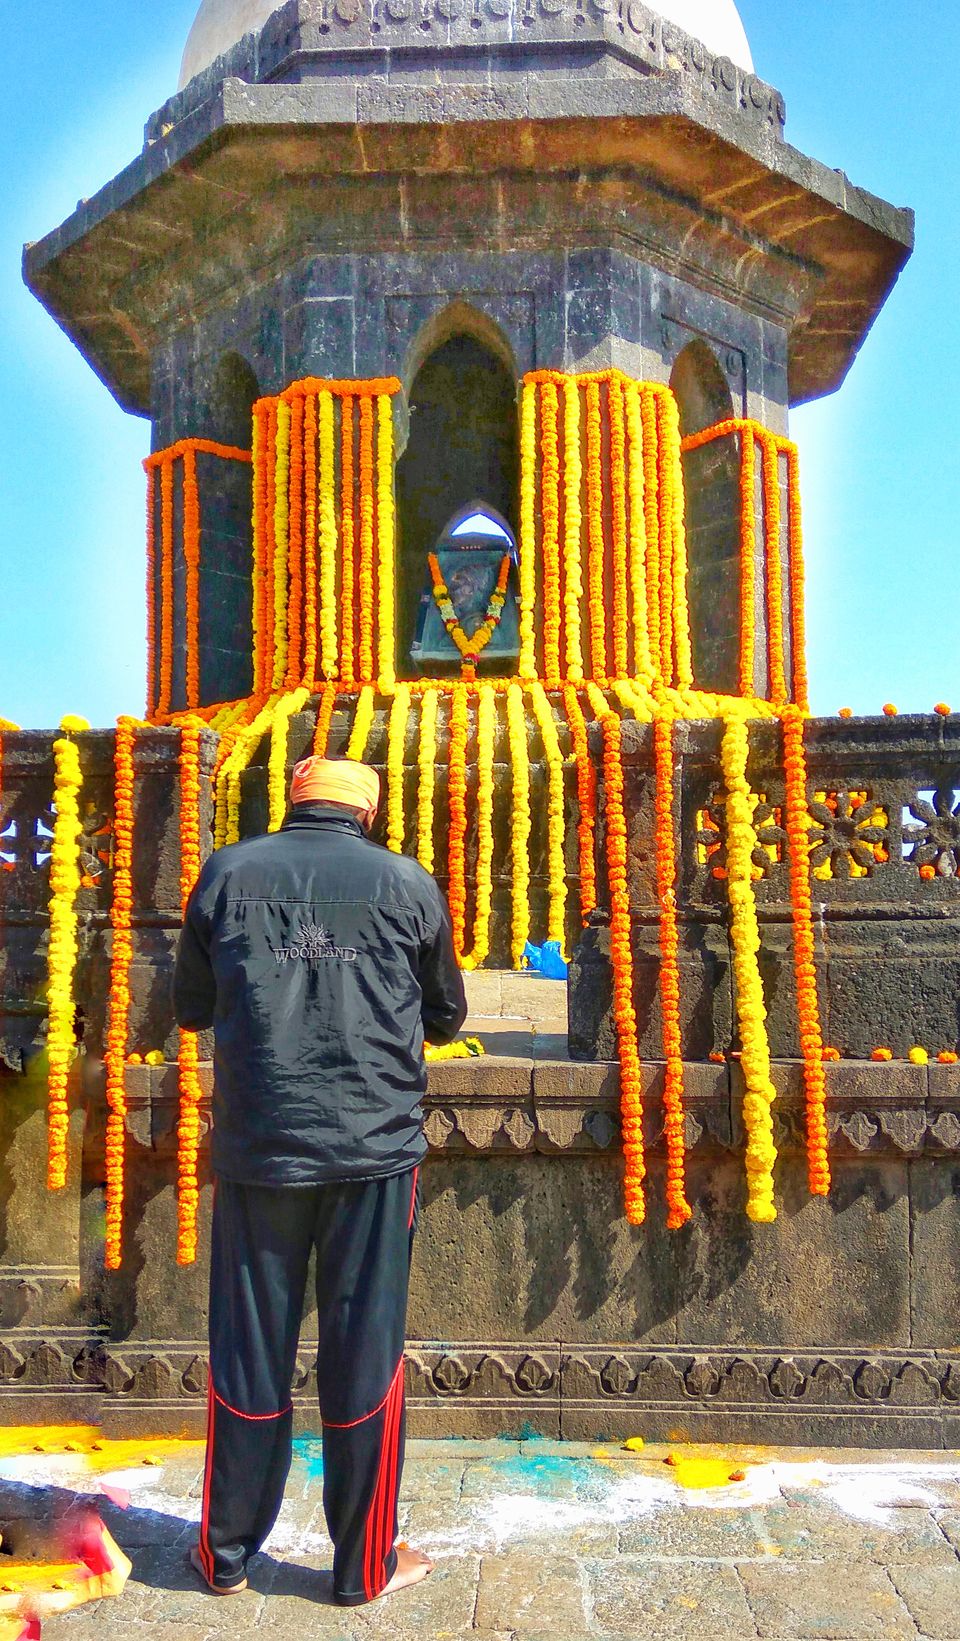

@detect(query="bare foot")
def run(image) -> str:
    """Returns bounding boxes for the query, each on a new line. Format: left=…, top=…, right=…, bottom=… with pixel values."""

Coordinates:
left=375, top=1545, right=434, bottom=1599
left=189, top=1543, right=248, bottom=1594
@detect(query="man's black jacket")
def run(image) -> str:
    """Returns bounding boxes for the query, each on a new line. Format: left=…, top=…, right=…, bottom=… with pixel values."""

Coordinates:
left=172, top=803, right=467, bottom=1186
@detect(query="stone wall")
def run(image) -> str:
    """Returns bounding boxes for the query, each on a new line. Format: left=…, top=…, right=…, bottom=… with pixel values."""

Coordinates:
left=1, top=715, right=959, bottom=1445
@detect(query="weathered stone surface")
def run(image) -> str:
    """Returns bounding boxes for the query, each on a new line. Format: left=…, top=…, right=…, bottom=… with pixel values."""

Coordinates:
left=475, top=1551, right=588, bottom=1634
left=738, top=1560, right=916, bottom=1639
left=588, top=1555, right=757, bottom=1638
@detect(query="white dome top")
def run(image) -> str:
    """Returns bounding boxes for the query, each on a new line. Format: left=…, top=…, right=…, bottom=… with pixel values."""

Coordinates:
left=179, top=0, right=752, bottom=91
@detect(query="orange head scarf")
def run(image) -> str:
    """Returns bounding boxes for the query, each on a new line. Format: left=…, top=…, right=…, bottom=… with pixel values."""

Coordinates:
left=289, top=756, right=380, bottom=815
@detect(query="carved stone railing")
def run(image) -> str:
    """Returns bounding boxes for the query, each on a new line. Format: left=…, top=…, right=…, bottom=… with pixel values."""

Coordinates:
left=2, top=715, right=960, bottom=1445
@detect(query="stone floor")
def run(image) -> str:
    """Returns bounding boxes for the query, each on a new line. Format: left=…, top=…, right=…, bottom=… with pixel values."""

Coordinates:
left=9, top=1436, right=960, bottom=1640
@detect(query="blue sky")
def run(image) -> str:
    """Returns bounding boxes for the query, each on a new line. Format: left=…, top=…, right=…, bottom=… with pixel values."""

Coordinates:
left=0, top=2, right=955, bottom=729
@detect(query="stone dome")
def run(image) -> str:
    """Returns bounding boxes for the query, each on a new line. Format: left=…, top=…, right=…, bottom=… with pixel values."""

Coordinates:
left=179, top=0, right=752, bottom=89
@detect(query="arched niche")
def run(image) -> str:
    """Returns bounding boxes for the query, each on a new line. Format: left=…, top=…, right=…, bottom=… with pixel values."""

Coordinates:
left=396, top=312, right=519, bottom=674
left=208, top=351, right=259, bottom=448
left=670, top=341, right=741, bottom=695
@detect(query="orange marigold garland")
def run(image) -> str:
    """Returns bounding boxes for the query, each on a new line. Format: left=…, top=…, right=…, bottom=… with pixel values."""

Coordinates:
left=252, top=405, right=269, bottom=695
left=447, top=682, right=469, bottom=961
left=145, top=466, right=157, bottom=715
left=540, top=380, right=562, bottom=687
left=104, top=717, right=136, bottom=1266
left=655, top=393, right=674, bottom=684
left=653, top=710, right=692, bottom=1227
left=561, top=379, right=585, bottom=682
left=623, top=382, right=651, bottom=681
left=785, top=446, right=810, bottom=712
left=177, top=719, right=205, bottom=1264
left=313, top=681, right=338, bottom=755
left=601, top=711, right=646, bottom=1224
left=563, top=683, right=597, bottom=920
left=357, top=395, right=375, bottom=683
left=781, top=705, right=830, bottom=1196
left=157, top=458, right=175, bottom=719
left=760, top=434, right=787, bottom=704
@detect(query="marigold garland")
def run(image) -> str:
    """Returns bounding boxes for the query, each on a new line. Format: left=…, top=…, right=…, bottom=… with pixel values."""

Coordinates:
left=313, top=681, right=338, bottom=755
left=760, top=435, right=787, bottom=704
left=562, top=379, right=585, bottom=682
left=623, top=382, right=651, bottom=681
left=357, top=397, right=375, bottom=684
left=721, top=709, right=778, bottom=1222
left=272, top=402, right=292, bottom=690
left=251, top=407, right=269, bottom=696
left=428, top=552, right=510, bottom=679
left=101, top=717, right=137, bottom=1265
left=268, top=687, right=310, bottom=832
left=600, top=711, right=645, bottom=1225
left=416, top=687, right=440, bottom=873
left=563, top=683, right=597, bottom=920
left=784, top=447, right=809, bottom=711
left=284, top=393, right=305, bottom=691
left=157, top=459, right=175, bottom=719
left=506, top=682, right=532, bottom=967
left=585, top=381, right=608, bottom=681
left=301, top=394, right=319, bottom=688
left=660, top=392, right=693, bottom=690
left=145, top=467, right=157, bottom=715
left=653, top=710, right=692, bottom=1228
left=518, top=382, right=538, bottom=679
left=177, top=719, right=205, bottom=1265
left=386, top=684, right=411, bottom=854
left=340, top=396, right=356, bottom=689
left=655, top=394, right=674, bottom=684
left=318, top=391, right=338, bottom=682
left=540, top=381, right=562, bottom=687
left=738, top=430, right=757, bottom=695
left=780, top=705, right=829, bottom=1195
left=528, top=682, right=567, bottom=951
left=640, top=386, right=661, bottom=678
left=346, top=685, right=376, bottom=762
left=377, top=394, right=397, bottom=694
left=46, top=725, right=86, bottom=1192
left=461, top=683, right=495, bottom=971
left=609, top=378, right=630, bottom=681
left=447, top=682, right=470, bottom=960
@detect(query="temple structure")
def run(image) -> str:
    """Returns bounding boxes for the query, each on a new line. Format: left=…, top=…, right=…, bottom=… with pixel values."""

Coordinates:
left=5, top=1, right=960, bottom=1445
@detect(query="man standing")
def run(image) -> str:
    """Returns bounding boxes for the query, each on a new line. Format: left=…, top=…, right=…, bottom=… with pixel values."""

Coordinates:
left=172, top=755, right=467, bottom=1605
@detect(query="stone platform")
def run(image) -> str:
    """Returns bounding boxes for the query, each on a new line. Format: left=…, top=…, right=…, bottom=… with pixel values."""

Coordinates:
left=11, top=1437, right=960, bottom=1640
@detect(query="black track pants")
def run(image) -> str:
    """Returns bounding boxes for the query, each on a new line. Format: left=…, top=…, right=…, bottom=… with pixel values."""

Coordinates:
left=197, top=1165, right=419, bottom=1604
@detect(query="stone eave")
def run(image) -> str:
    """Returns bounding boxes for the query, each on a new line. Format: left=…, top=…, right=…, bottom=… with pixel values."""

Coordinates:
left=23, top=74, right=913, bottom=417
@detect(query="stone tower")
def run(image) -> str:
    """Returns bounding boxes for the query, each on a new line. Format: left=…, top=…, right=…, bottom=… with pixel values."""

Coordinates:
left=25, top=0, right=910, bottom=708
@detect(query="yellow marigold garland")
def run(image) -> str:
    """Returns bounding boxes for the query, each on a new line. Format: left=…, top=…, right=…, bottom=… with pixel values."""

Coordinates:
left=562, top=379, right=585, bottom=682
left=461, top=683, right=496, bottom=971
left=781, top=705, right=830, bottom=1196
left=609, top=377, right=629, bottom=680
left=653, top=709, right=692, bottom=1228
left=216, top=696, right=277, bottom=848
left=102, top=717, right=136, bottom=1264
left=655, top=394, right=674, bottom=684
left=447, top=682, right=470, bottom=960
left=285, top=392, right=305, bottom=690
left=518, top=381, right=538, bottom=679
left=721, top=709, right=778, bottom=1222
left=386, top=684, right=411, bottom=853
left=46, top=722, right=87, bottom=1192
left=318, top=390, right=339, bottom=682
left=302, top=393, right=319, bottom=687
left=346, top=684, right=376, bottom=761
left=177, top=718, right=205, bottom=1265
left=601, top=711, right=645, bottom=1224
left=539, top=381, right=562, bottom=687
left=268, top=687, right=310, bottom=832
left=738, top=429, right=757, bottom=695
left=416, top=687, right=439, bottom=873
left=640, top=386, right=661, bottom=678
left=340, top=396, right=356, bottom=689
left=623, top=382, right=651, bottom=681
left=272, top=402, right=292, bottom=691
left=377, top=394, right=397, bottom=693
left=506, top=682, right=532, bottom=967
left=528, top=682, right=567, bottom=951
